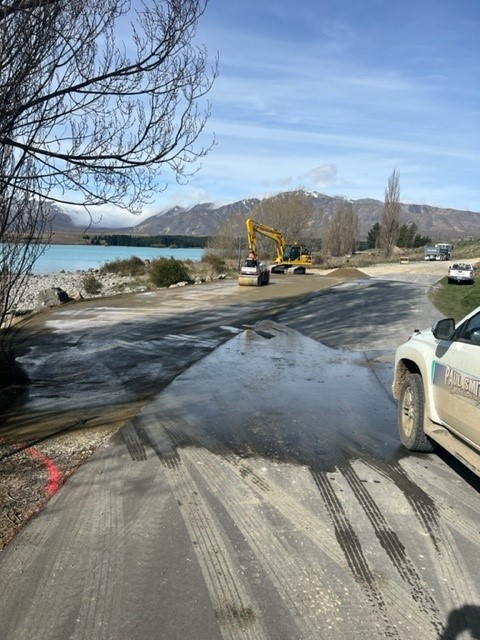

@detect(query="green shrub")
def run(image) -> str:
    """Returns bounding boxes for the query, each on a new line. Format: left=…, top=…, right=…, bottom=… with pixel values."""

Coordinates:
left=82, top=274, right=103, bottom=295
left=100, top=256, right=146, bottom=276
left=149, top=257, right=191, bottom=288
left=201, top=253, right=227, bottom=273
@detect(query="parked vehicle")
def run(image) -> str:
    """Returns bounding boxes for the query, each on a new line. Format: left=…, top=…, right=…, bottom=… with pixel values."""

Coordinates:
left=435, top=243, right=453, bottom=256
left=392, top=305, right=480, bottom=476
left=424, top=245, right=450, bottom=261
left=447, top=263, right=475, bottom=284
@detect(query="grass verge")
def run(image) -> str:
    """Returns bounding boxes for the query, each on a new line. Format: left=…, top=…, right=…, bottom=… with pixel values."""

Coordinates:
left=429, top=276, right=480, bottom=321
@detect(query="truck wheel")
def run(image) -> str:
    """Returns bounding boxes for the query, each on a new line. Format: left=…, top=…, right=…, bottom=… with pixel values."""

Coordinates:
left=398, top=373, right=434, bottom=452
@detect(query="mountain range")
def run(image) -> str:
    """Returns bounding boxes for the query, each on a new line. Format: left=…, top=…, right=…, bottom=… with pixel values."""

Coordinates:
left=55, top=191, right=480, bottom=241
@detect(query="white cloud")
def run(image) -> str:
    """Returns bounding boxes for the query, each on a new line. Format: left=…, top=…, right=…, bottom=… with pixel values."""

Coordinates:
left=59, top=0, right=480, bottom=222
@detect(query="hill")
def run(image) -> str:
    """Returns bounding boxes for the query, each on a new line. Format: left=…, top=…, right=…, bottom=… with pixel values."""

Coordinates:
left=53, top=191, right=480, bottom=241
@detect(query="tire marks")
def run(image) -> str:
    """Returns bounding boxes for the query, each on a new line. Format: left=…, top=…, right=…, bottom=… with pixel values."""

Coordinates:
left=311, top=469, right=399, bottom=638
left=128, top=413, right=480, bottom=639
left=336, top=463, right=444, bottom=634
left=181, top=446, right=351, bottom=640
left=398, top=457, right=479, bottom=613
left=153, top=437, right=267, bottom=639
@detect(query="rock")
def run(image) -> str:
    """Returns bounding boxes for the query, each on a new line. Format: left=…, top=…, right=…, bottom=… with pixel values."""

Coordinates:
left=68, top=289, right=83, bottom=302
left=36, top=287, right=71, bottom=308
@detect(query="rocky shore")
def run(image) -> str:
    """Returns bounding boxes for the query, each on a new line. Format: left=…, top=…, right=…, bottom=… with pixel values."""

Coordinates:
left=9, top=269, right=152, bottom=317
left=8, top=264, right=230, bottom=320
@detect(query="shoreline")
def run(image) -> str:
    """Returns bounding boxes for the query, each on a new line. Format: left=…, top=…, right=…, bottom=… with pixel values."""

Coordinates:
left=8, top=256, right=480, bottom=319
left=8, top=269, right=153, bottom=317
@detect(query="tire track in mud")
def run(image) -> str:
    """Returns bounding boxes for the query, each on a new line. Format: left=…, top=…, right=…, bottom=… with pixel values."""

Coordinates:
left=397, top=458, right=480, bottom=616
left=180, top=446, right=351, bottom=640
left=154, top=445, right=268, bottom=639
left=335, top=462, right=445, bottom=635
left=310, top=469, right=400, bottom=639
left=359, top=455, right=479, bottom=617
left=134, top=415, right=450, bottom=638
left=332, top=451, right=479, bottom=626
left=143, top=417, right=345, bottom=563
left=182, top=445, right=448, bottom=639
left=138, top=418, right=356, bottom=637
left=360, top=458, right=442, bottom=552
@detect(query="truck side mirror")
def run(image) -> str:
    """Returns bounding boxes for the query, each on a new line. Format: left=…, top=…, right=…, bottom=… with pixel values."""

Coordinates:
left=432, top=318, right=455, bottom=340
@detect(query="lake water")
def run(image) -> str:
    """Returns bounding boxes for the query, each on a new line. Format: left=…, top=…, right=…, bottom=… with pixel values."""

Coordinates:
left=29, top=244, right=204, bottom=274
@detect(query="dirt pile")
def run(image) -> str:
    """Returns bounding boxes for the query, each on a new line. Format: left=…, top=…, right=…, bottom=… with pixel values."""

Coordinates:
left=327, top=266, right=369, bottom=279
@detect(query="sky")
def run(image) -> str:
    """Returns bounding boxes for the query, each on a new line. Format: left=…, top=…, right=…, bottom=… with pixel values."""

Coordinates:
left=81, top=0, right=480, bottom=227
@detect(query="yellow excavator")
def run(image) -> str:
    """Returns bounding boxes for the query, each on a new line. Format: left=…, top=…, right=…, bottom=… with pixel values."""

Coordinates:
left=238, top=218, right=311, bottom=286
left=238, top=218, right=311, bottom=285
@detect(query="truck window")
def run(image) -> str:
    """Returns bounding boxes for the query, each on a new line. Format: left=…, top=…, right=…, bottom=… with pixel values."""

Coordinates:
left=457, top=311, right=480, bottom=345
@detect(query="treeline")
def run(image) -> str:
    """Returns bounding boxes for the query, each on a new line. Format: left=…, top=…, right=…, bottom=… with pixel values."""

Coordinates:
left=366, top=222, right=431, bottom=249
left=89, top=234, right=210, bottom=248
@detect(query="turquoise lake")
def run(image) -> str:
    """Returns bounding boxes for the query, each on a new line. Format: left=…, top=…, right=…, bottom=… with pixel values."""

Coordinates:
left=30, top=244, right=204, bottom=274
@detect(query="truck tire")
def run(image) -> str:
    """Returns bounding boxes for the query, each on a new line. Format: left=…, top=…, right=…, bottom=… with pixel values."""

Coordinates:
left=398, top=373, right=434, bottom=452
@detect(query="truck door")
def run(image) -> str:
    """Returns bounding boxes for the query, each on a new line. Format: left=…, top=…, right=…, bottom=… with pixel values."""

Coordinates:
left=432, top=310, right=480, bottom=448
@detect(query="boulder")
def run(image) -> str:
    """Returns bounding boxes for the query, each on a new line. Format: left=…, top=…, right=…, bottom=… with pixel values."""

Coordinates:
left=36, top=287, right=71, bottom=308
left=68, top=289, right=84, bottom=302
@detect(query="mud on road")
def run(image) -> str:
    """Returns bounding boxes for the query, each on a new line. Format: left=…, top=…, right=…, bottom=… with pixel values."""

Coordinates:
left=0, top=258, right=461, bottom=550
left=2, top=259, right=480, bottom=640
left=1, top=270, right=347, bottom=551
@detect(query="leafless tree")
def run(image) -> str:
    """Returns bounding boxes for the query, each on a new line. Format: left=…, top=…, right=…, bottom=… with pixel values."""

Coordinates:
left=205, top=211, right=245, bottom=265
left=379, top=169, right=401, bottom=259
left=207, top=190, right=318, bottom=262
left=245, top=190, right=316, bottom=260
left=322, top=199, right=359, bottom=257
left=0, top=0, right=217, bottom=328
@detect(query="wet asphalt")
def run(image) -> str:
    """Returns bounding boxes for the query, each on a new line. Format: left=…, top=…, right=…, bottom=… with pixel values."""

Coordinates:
left=1, top=271, right=480, bottom=639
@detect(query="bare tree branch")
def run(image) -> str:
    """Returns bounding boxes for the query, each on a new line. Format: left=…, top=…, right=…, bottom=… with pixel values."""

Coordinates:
left=0, top=0, right=217, bottom=328
left=322, top=199, right=359, bottom=257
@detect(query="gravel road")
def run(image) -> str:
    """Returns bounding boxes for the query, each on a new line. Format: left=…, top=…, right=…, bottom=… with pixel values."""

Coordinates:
left=1, top=257, right=480, bottom=640
left=0, top=256, right=476, bottom=553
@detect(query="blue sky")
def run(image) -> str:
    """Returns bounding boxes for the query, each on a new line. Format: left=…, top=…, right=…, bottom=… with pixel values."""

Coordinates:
left=93, top=0, right=480, bottom=225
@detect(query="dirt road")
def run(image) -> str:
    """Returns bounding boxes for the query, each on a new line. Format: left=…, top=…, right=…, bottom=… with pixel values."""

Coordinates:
left=1, top=270, right=346, bottom=551
left=1, top=259, right=479, bottom=639
left=0, top=258, right=470, bottom=551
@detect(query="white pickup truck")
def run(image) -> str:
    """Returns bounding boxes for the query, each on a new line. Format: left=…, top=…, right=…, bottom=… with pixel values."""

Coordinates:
left=392, top=305, right=480, bottom=476
left=447, top=263, right=475, bottom=284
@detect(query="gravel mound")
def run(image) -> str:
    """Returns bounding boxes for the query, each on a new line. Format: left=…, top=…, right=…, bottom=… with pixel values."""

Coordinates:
left=328, top=266, right=369, bottom=279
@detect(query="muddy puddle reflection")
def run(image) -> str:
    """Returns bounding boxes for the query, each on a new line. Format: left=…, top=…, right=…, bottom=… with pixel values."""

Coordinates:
left=132, top=320, right=401, bottom=473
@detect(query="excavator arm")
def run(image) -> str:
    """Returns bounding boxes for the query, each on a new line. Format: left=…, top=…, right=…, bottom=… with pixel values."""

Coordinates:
left=245, top=218, right=311, bottom=271
left=246, top=218, right=286, bottom=263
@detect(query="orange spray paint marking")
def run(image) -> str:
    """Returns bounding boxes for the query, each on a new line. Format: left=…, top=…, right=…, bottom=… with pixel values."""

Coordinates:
left=25, top=447, right=63, bottom=496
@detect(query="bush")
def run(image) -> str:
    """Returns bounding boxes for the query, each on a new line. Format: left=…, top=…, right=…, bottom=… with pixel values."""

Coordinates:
left=201, top=253, right=227, bottom=274
left=149, top=257, right=191, bottom=288
left=100, top=256, right=147, bottom=276
left=82, top=274, right=103, bottom=295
